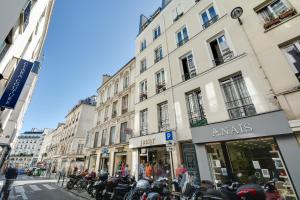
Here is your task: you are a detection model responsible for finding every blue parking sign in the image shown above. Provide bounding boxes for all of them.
[165,131,173,141]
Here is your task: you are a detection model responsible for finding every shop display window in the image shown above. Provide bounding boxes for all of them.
[206,138,297,199]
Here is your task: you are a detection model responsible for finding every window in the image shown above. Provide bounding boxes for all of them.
[123,73,129,89]
[153,26,161,40]
[21,1,32,32]
[140,80,148,101]
[156,69,166,94]
[186,89,207,127]
[107,86,111,100]
[176,26,189,47]
[282,40,300,81]
[158,102,169,132]
[77,144,84,154]
[93,132,99,148]
[140,109,148,135]
[140,58,147,73]
[104,106,109,121]
[101,129,107,146]
[120,122,128,143]
[220,73,256,119]
[257,0,295,29]
[109,126,116,145]
[209,34,234,66]
[122,95,129,114]
[154,46,163,63]
[201,6,218,29]
[114,81,119,95]
[141,39,147,52]
[172,4,183,22]
[112,101,117,118]
[181,53,196,81]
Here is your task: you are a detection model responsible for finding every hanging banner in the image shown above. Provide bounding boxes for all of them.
[0,59,33,109]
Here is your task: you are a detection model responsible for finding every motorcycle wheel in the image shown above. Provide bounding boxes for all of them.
[96,190,104,200]
[66,181,74,190]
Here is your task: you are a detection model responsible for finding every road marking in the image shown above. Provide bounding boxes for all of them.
[42,184,55,190]
[21,192,28,200]
[29,184,42,191]
[15,186,25,193]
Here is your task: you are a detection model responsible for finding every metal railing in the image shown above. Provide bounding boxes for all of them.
[140,127,148,136]
[212,51,234,66]
[226,97,256,119]
[140,93,148,102]
[182,70,197,81]
[154,56,163,63]
[111,111,117,118]
[156,82,166,94]
[202,15,219,29]
[122,108,128,114]
[159,121,169,132]
[177,37,189,47]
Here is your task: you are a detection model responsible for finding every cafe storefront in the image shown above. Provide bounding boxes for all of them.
[192,111,300,199]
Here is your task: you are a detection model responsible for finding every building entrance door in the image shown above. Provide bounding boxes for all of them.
[182,143,200,183]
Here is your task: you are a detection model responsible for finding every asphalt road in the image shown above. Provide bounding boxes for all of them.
[0,175,88,200]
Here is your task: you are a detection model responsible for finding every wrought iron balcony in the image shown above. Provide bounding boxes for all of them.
[140,93,148,102]
[154,56,163,63]
[122,107,128,114]
[156,82,166,94]
[202,15,219,29]
[212,50,234,66]
[182,70,197,81]
[177,37,189,47]
[225,97,256,119]
[112,110,117,118]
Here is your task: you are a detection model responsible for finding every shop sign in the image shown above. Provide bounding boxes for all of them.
[101,147,109,155]
[191,111,292,144]
[129,132,167,149]
[212,122,253,137]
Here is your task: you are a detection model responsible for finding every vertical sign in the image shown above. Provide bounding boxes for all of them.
[0,59,33,109]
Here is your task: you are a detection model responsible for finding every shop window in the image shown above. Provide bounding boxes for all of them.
[206,138,297,199]
[181,52,196,81]
[158,102,169,132]
[186,89,207,127]
[220,73,256,119]
[282,40,300,82]
[109,126,116,145]
[209,34,234,66]
[140,109,148,135]
[120,122,128,143]
[256,0,296,30]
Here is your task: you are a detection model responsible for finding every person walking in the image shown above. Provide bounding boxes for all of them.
[0,164,18,200]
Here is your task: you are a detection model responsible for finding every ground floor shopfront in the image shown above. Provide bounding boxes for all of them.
[56,156,85,175]
[192,111,300,200]
[129,132,200,181]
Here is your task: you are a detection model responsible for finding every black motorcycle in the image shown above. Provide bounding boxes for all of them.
[142,177,170,200]
[93,172,109,199]
[125,178,152,200]
[66,174,84,191]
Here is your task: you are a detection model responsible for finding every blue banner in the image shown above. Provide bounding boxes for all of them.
[0,59,33,109]
[31,61,41,74]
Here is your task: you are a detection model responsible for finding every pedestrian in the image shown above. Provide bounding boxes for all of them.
[139,161,145,179]
[176,163,188,178]
[145,162,153,178]
[0,163,18,199]
[124,164,129,176]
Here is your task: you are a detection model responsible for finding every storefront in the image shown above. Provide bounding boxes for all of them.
[192,111,300,199]
[88,154,97,171]
[99,147,110,173]
[129,132,174,181]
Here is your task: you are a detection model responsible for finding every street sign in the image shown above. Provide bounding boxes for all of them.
[165,131,173,141]
[166,140,175,147]
[166,146,175,152]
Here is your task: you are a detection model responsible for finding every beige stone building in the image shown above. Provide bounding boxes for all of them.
[85,58,135,175]
[128,0,300,198]
[47,97,96,174]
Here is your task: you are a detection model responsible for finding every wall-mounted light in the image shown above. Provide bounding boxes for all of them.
[231,7,244,25]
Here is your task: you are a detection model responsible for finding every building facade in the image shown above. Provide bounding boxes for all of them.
[85,58,136,175]
[128,0,300,199]
[10,129,49,168]
[0,0,55,168]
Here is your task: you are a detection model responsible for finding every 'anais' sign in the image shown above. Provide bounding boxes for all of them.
[212,122,253,137]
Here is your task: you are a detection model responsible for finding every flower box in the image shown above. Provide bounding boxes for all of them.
[279,8,297,20]
[264,18,281,29]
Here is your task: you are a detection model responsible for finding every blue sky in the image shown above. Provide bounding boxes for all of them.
[22,0,162,131]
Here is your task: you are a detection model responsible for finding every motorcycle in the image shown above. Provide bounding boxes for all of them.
[66,174,84,191]
[142,177,170,200]
[92,172,109,199]
[125,177,152,200]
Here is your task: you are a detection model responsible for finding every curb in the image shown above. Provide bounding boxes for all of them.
[59,186,91,200]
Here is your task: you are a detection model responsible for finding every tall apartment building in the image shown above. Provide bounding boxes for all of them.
[0,0,55,168]
[129,0,300,198]
[85,58,135,174]
[10,129,50,168]
[47,97,96,175]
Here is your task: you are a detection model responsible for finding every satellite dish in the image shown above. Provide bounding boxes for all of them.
[231,7,243,19]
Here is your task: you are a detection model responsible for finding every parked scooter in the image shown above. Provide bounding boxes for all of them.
[92,172,109,199]
[264,181,284,200]
[66,174,84,191]
[141,177,170,200]
[125,177,152,200]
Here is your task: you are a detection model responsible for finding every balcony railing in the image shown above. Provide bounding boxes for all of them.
[202,15,219,29]
[212,50,234,66]
[122,107,128,114]
[156,82,166,94]
[177,37,189,47]
[140,93,148,102]
[182,70,197,81]
[190,117,207,128]
[226,97,256,119]
[104,116,108,121]
[154,56,163,63]
[140,66,147,74]
[140,128,148,136]
[112,110,117,118]
[263,8,297,30]
[174,12,184,22]
[159,120,169,132]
